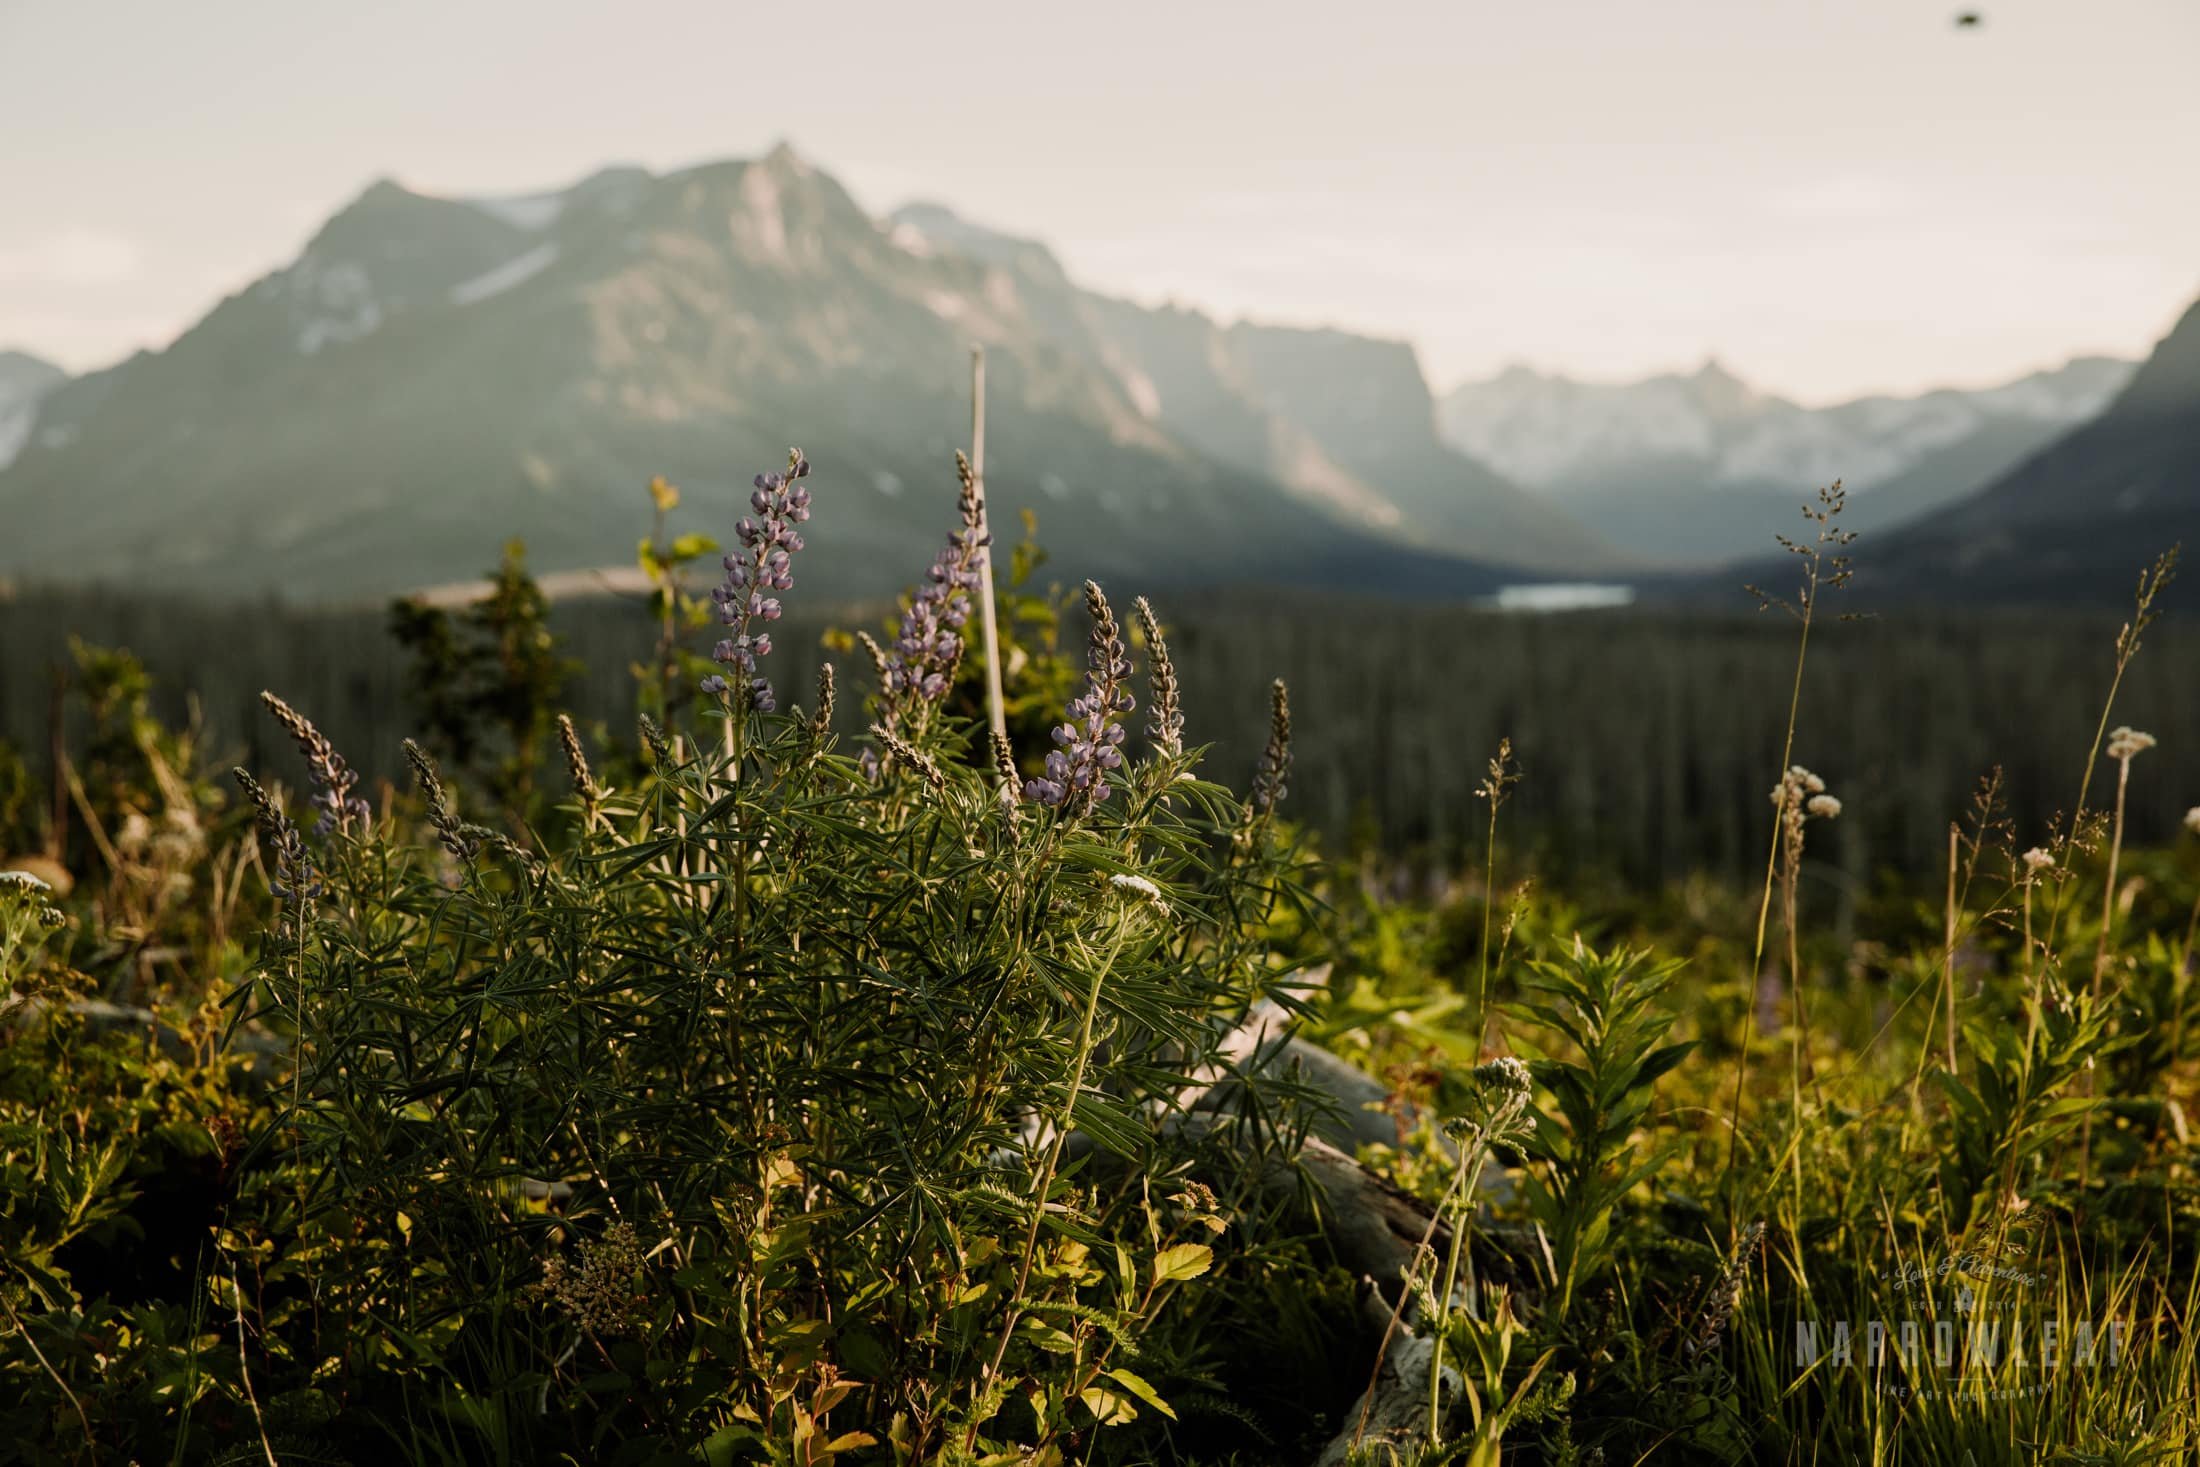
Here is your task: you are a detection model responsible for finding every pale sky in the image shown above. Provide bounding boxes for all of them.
[3,0,2196,404]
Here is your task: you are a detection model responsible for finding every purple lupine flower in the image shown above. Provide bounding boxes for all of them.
[1025,581,1134,812]
[705,449,812,711]
[259,691,370,836]
[881,453,990,721]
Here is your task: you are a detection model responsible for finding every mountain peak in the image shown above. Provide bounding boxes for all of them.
[1686,356,1760,416]
[884,201,1067,280]
[352,176,424,209]
[760,138,812,175]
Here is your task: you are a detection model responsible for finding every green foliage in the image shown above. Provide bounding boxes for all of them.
[160,552,1316,1461]
[1935,977,2121,1229]
[388,540,577,813]
[9,484,2200,1465]
[633,474,724,729]
[1509,943,1692,1324]
[0,738,42,856]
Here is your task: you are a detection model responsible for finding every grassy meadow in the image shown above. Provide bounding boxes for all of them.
[1,466,2196,1465]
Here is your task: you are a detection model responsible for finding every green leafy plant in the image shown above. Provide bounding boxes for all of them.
[1509,943,1692,1325]
[388,539,575,813]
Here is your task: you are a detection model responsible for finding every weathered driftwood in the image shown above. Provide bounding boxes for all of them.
[1315,1295,1456,1467]
[1176,973,1525,1463]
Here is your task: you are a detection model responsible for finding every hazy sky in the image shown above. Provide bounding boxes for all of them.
[4,0,2196,403]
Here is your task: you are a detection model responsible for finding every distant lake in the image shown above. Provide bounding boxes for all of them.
[1492,583,1636,612]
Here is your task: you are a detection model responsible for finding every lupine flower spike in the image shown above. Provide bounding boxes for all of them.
[809,663,836,740]
[233,768,319,920]
[855,632,891,688]
[259,692,370,835]
[990,730,1023,832]
[1251,679,1292,817]
[703,449,812,712]
[881,454,990,722]
[1025,582,1134,812]
[1133,596,1183,760]
[404,740,478,860]
[870,723,947,793]
[556,714,598,801]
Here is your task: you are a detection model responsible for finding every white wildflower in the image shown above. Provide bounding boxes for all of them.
[2022,847,2054,872]
[0,870,53,893]
[2185,807,2200,836]
[1108,872,1164,905]
[1774,765,1831,808]
[1806,794,1842,819]
[1473,1056,1534,1094]
[2106,726,2157,761]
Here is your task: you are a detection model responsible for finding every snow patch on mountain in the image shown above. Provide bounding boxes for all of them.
[1441,357,2135,495]
[467,191,567,232]
[291,259,384,354]
[451,243,560,305]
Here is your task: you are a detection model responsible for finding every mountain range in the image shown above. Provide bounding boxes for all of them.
[0,142,2192,609]
[0,146,1619,603]
[1438,356,2135,565]
[1837,294,2200,607]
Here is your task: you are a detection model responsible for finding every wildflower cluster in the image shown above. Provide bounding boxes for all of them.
[1473,1055,1534,1095]
[260,691,370,835]
[704,450,812,712]
[1025,581,1134,810]
[2106,724,2157,762]
[0,869,68,983]
[1108,871,1166,907]
[538,1221,653,1336]
[1771,764,1841,832]
[881,453,990,719]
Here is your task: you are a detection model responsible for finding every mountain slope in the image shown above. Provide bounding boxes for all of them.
[0,351,67,472]
[0,148,1592,602]
[886,205,1624,573]
[1438,356,2133,566]
[1849,294,2200,605]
